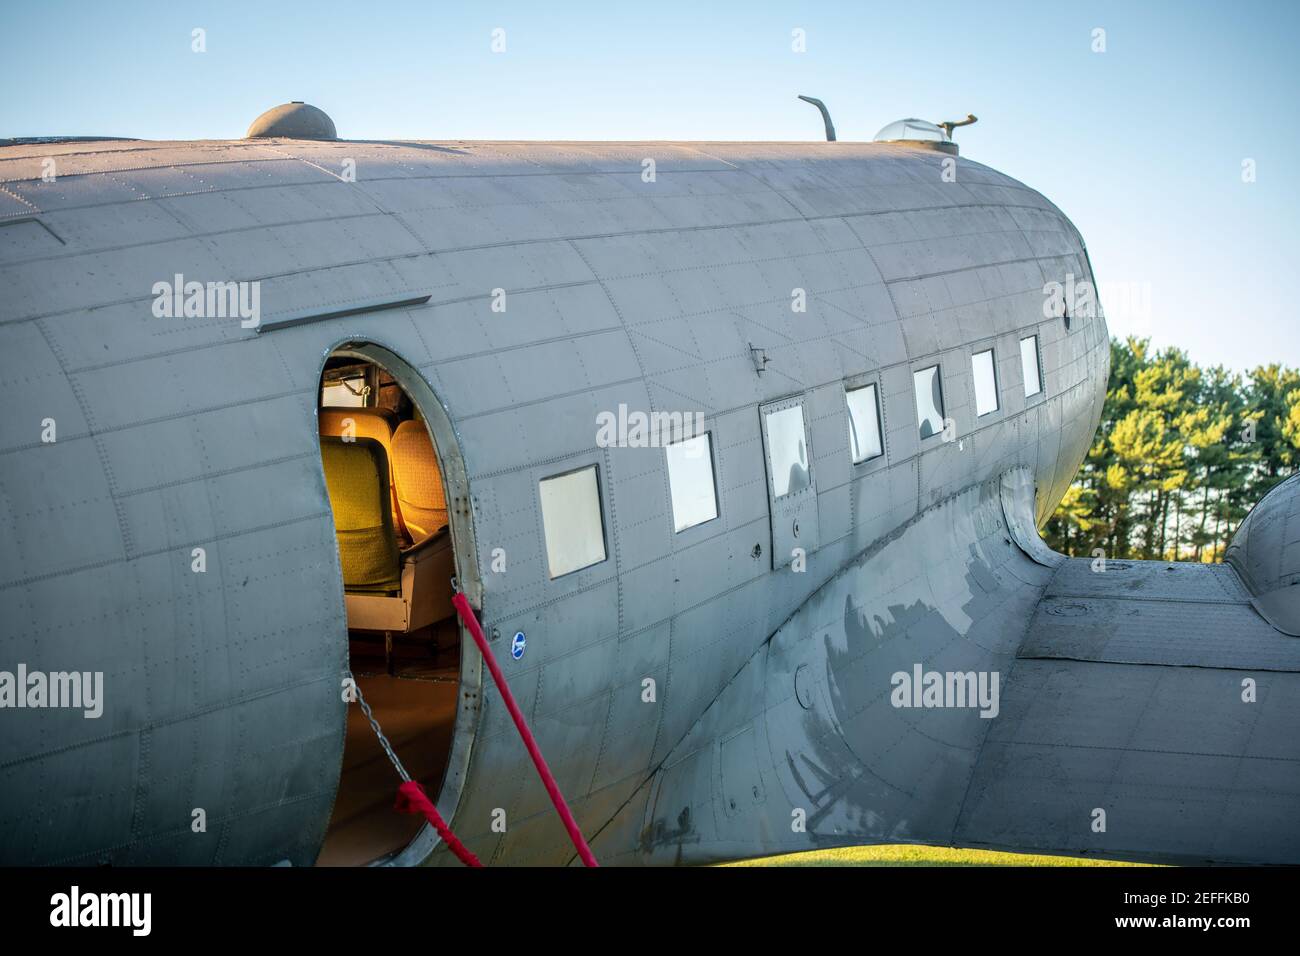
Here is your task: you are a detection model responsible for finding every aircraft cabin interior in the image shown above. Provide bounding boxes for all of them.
[314,353,461,867]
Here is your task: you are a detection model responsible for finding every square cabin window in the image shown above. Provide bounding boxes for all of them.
[539,465,607,578]
[665,434,718,532]
[764,405,811,498]
[845,384,883,463]
[972,349,999,416]
[913,365,946,440]
[1020,335,1042,397]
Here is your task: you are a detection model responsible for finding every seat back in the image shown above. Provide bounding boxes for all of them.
[391,420,448,543]
[319,407,406,536]
[320,436,402,593]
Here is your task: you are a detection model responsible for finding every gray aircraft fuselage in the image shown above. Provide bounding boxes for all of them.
[2,129,1298,867]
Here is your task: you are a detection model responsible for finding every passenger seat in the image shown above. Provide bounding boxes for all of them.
[391,420,449,542]
[319,407,407,539]
[319,437,402,594]
[320,432,456,673]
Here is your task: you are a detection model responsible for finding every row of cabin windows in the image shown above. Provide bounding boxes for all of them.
[914,334,1043,438]
[536,334,1044,579]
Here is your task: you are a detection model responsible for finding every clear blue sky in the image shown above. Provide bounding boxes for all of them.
[3,0,1297,373]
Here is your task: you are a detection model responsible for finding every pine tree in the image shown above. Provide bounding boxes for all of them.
[1246,364,1300,498]
[1046,339,1298,563]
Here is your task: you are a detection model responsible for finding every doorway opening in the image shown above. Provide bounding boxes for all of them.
[313,343,479,866]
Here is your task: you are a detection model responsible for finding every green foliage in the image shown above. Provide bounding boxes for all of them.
[1044,338,1299,561]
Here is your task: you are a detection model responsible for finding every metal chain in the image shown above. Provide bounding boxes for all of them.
[347,670,410,783]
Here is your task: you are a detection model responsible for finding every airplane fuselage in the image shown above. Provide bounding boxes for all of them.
[1,134,1110,865]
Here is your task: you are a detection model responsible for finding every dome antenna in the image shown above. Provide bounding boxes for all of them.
[797,95,837,142]
[246,102,337,140]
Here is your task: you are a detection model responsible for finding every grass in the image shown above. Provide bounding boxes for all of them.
[724,844,1152,867]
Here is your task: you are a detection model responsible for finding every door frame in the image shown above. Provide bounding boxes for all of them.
[325,341,484,866]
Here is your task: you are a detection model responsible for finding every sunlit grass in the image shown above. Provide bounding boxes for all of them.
[724,844,1153,867]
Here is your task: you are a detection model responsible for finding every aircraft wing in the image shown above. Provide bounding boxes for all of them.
[954,557,1300,865]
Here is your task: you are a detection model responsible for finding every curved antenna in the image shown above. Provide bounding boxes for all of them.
[797,95,836,142]
[938,114,978,140]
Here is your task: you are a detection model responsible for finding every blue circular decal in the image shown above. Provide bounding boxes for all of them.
[511,631,526,660]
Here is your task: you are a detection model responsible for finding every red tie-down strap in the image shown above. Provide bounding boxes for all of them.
[451,590,600,867]
[395,780,482,867]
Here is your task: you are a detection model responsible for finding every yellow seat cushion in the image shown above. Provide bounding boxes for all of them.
[320,436,401,594]
[319,407,406,537]
[391,420,449,543]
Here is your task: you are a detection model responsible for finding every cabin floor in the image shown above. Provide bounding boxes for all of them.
[316,622,460,867]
